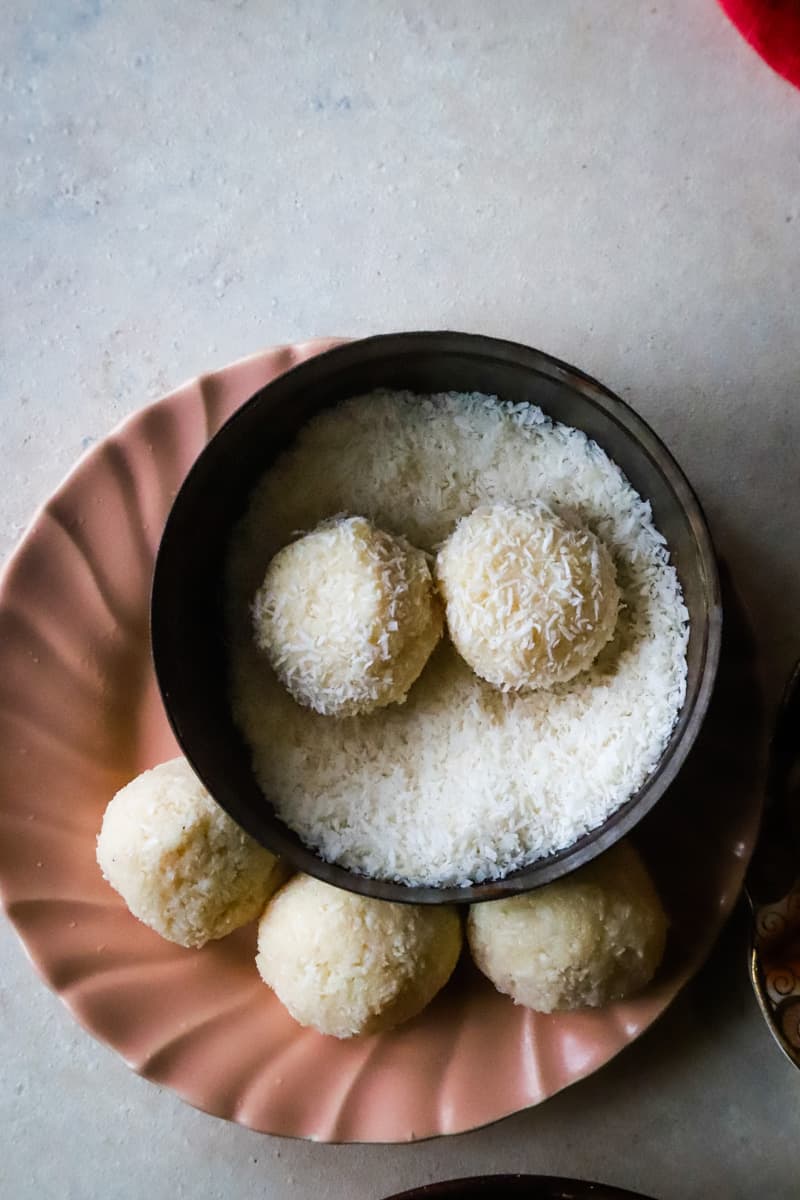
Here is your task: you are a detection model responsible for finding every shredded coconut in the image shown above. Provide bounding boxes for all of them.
[227,390,689,888]
[252,516,442,717]
[256,875,461,1037]
[435,502,620,691]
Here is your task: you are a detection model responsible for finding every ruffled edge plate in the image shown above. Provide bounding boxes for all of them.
[0,339,765,1142]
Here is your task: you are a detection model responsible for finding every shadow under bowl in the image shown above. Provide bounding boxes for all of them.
[151,331,721,904]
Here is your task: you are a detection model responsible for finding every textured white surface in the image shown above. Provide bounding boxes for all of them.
[1,1,799,1197]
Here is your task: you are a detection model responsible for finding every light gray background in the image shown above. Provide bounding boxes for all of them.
[2,2,799,1197]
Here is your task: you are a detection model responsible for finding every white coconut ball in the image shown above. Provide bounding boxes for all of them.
[435,503,620,691]
[467,842,667,1012]
[256,875,462,1038]
[253,515,443,717]
[97,758,281,949]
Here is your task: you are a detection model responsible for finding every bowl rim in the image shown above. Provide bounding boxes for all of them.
[381,1174,657,1200]
[151,330,722,904]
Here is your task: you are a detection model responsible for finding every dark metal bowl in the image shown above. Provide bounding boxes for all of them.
[151,331,721,904]
[382,1176,656,1200]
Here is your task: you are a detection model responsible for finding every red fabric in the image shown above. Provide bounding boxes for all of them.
[718,0,800,89]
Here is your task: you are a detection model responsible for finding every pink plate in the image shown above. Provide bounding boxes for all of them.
[0,340,765,1143]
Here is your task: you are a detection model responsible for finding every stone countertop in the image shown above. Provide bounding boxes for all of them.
[2,2,799,1197]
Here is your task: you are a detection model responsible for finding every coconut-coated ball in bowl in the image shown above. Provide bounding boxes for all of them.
[435,503,620,692]
[253,515,442,717]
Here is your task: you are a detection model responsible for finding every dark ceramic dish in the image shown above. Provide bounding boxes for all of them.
[382,1176,656,1200]
[151,331,721,904]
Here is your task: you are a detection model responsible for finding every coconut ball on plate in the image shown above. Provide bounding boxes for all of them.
[435,502,619,691]
[256,875,462,1038]
[97,757,281,949]
[253,515,443,717]
[467,841,667,1012]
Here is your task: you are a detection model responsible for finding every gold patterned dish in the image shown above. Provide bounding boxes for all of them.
[748,659,800,1067]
